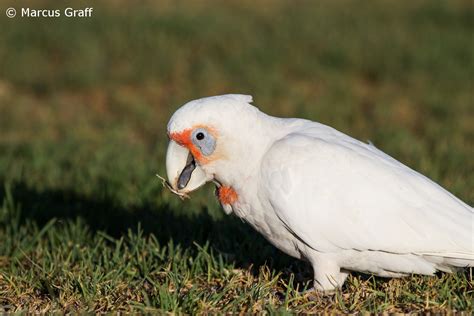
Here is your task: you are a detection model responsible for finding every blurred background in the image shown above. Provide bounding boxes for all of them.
[0,0,472,311]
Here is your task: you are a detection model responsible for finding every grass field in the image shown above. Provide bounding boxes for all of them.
[0,0,473,313]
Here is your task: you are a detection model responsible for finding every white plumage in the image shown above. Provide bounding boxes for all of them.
[165,94,473,291]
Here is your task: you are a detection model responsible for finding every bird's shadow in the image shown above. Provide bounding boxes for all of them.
[1,181,313,290]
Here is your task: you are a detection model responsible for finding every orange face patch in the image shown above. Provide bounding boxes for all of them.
[169,128,206,163]
[169,125,218,164]
[217,186,238,205]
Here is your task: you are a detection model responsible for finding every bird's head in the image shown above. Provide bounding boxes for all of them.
[165,94,269,195]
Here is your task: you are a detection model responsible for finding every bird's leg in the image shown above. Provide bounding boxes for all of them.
[307,255,349,293]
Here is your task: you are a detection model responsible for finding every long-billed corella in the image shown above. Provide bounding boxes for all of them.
[164,94,473,292]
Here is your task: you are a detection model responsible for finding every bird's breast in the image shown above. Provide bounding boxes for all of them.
[221,189,303,259]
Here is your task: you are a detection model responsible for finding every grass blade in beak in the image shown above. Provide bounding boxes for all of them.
[156,174,190,199]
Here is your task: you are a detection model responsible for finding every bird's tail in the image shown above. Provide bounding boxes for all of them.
[421,252,474,272]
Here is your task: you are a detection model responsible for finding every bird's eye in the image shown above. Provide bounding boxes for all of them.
[196,132,205,140]
[191,129,215,156]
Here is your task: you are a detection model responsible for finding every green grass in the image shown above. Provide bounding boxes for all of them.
[0,0,473,313]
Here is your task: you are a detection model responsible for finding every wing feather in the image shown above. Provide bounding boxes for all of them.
[260,123,473,258]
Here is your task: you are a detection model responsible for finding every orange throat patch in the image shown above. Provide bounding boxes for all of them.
[217,186,238,205]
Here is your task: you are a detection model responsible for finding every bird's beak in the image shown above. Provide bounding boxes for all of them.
[166,140,210,193]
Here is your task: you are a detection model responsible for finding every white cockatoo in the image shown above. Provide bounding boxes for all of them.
[165,94,473,291]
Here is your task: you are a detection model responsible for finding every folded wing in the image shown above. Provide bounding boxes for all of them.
[260,123,473,263]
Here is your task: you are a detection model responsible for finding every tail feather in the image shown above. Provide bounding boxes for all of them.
[422,253,474,271]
